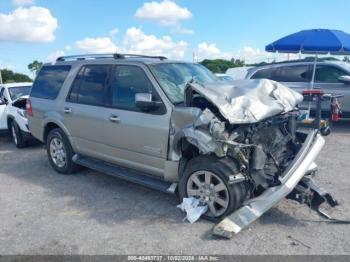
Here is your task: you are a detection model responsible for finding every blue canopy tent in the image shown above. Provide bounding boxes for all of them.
[265,29,350,88]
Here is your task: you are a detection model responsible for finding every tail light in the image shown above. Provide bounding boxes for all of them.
[26,99,33,117]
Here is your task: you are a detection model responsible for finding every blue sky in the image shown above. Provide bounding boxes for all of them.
[0,0,350,76]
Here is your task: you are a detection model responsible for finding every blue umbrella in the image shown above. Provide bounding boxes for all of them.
[266,29,350,55]
[266,29,350,88]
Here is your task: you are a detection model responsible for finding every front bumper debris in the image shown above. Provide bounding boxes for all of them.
[213,130,326,238]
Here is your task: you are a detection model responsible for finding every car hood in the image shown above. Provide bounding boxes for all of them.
[187,79,303,124]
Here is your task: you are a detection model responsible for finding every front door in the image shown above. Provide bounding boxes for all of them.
[102,64,170,177]
[312,65,350,114]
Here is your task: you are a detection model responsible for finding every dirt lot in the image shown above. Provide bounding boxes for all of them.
[0,122,350,255]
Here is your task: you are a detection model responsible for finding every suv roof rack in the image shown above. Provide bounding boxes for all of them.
[56,53,168,62]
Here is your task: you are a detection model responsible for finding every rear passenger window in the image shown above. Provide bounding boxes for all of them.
[67,65,111,106]
[251,68,276,80]
[274,65,311,82]
[252,65,311,82]
[31,65,71,99]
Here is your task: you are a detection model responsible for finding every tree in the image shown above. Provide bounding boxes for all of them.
[200,58,245,73]
[0,69,32,83]
[28,60,43,76]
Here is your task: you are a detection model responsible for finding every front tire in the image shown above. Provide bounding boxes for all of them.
[46,128,79,174]
[178,156,249,221]
[10,121,26,148]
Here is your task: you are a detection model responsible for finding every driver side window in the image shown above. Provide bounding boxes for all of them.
[111,65,155,110]
[315,65,346,83]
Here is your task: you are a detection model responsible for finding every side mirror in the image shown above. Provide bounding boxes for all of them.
[338,75,350,84]
[135,93,162,112]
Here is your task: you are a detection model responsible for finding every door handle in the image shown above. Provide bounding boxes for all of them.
[109,115,120,123]
[64,107,72,114]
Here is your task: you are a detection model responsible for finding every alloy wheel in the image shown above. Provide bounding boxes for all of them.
[49,137,67,168]
[186,170,229,217]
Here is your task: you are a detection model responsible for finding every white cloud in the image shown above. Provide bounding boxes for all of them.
[196,42,231,60]
[173,25,194,35]
[0,7,58,43]
[196,43,295,64]
[123,27,187,58]
[74,37,119,53]
[12,0,35,6]
[135,0,192,25]
[109,28,119,37]
[47,50,65,62]
[135,0,193,34]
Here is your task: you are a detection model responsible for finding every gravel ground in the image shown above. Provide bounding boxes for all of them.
[0,122,350,255]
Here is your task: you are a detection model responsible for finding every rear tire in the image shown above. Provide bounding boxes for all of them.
[178,155,249,221]
[46,128,79,174]
[10,121,26,148]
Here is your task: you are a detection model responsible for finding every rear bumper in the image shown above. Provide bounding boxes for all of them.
[213,130,325,236]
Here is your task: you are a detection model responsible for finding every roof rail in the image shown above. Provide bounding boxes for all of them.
[114,54,168,60]
[56,53,167,62]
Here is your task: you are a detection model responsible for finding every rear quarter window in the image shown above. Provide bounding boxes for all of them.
[251,68,276,80]
[30,65,71,100]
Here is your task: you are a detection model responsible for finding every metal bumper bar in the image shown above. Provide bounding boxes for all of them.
[213,130,325,238]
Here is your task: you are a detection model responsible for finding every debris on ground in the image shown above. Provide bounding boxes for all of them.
[288,235,311,249]
[177,197,208,224]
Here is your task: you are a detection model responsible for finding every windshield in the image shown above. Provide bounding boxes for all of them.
[150,63,218,104]
[8,86,31,101]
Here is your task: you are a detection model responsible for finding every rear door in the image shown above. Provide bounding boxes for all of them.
[251,65,312,109]
[62,64,113,158]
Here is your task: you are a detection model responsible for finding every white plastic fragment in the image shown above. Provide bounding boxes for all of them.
[177,197,208,224]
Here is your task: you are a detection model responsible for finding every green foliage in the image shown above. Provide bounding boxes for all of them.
[28,60,43,75]
[200,58,245,73]
[0,69,32,84]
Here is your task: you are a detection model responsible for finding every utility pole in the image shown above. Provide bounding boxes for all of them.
[0,69,3,85]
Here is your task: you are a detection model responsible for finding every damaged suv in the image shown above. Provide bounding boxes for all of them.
[28,54,333,232]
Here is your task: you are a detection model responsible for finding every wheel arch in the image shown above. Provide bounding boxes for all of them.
[42,120,76,151]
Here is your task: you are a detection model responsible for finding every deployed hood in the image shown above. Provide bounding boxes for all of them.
[186,79,303,124]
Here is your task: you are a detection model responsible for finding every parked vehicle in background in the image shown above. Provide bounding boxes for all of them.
[245,60,350,116]
[226,66,253,80]
[215,73,234,82]
[27,54,326,223]
[0,82,33,147]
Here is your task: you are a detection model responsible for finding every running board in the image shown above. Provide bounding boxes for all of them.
[72,154,177,194]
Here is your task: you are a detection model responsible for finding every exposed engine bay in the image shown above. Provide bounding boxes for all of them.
[170,79,339,236]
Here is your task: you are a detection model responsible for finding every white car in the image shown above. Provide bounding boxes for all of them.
[0,82,33,148]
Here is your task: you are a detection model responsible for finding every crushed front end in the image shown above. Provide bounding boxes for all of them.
[172,79,338,236]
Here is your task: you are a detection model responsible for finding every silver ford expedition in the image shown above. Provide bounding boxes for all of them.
[27,54,336,232]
